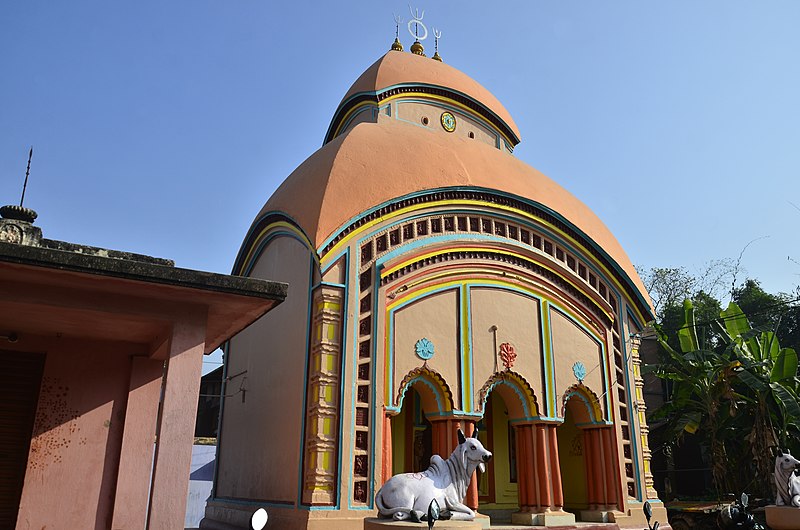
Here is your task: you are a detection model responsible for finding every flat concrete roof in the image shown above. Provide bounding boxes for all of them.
[0,240,288,355]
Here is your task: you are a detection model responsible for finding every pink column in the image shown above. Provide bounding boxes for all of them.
[111,357,164,530]
[602,426,621,509]
[146,316,206,529]
[535,424,551,509]
[382,411,392,485]
[464,420,479,511]
[583,428,598,509]
[547,425,564,510]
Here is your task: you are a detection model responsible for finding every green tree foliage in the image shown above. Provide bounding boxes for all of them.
[648,300,800,498]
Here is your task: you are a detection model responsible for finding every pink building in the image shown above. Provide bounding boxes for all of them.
[0,204,286,529]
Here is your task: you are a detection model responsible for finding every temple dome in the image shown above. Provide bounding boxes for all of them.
[253,53,650,311]
[329,51,520,144]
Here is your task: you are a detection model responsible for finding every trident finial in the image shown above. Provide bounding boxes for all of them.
[407,5,427,56]
[432,28,442,62]
[391,14,404,51]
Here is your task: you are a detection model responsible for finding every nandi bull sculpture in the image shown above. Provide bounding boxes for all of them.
[774,449,800,507]
[375,428,492,521]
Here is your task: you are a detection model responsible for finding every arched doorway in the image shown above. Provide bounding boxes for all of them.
[558,384,621,522]
[383,367,457,483]
[390,387,433,474]
[475,371,540,525]
[558,395,590,514]
[476,391,519,522]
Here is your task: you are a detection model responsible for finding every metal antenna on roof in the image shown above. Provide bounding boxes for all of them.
[20,147,33,207]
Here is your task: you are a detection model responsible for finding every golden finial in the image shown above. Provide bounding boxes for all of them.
[411,40,425,56]
[391,14,404,51]
[431,28,442,62]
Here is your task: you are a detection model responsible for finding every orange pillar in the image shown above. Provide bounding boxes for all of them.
[535,424,551,509]
[602,426,621,509]
[515,424,531,512]
[583,428,598,509]
[382,411,392,485]
[464,420,479,511]
[547,425,564,510]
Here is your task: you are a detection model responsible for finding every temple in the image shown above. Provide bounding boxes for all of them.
[203,44,667,529]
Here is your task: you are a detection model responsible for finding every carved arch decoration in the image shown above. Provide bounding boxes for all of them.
[476,370,540,420]
[561,382,604,424]
[393,365,455,415]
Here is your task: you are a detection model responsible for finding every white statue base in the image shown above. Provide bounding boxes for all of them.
[364,518,481,529]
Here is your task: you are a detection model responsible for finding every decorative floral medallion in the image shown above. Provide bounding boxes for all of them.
[440,111,457,132]
[415,338,435,360]
[499,342,517,370]
[572,361,587,383]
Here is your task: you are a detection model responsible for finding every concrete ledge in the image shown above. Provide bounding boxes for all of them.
[364,518,481,529]
[510,510,576,526]
[766,505,800,530]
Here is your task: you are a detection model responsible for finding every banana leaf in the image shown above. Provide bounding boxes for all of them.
[771,348,799,383]
[678,299,699,353]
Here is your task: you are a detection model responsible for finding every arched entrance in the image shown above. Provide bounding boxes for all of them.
[476,371,556,525]
[382,367,459,483]
[558,384,622,522]
[558,394,590,514]
[390,387,433,474]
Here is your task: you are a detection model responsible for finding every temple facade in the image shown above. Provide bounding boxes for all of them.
[204,45,666,529]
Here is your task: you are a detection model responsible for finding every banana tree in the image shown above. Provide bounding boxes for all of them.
[649,300,800,497]
[714,302,800,495]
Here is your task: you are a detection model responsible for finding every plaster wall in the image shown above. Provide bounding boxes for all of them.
[470,288,542,407]
[16,342,131,530]
[394,101,497,147]
[216,236,310,503]
[549,308,604,407]
[392,289,459,409]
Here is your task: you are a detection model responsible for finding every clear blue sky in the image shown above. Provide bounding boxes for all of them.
[3,2,799,361]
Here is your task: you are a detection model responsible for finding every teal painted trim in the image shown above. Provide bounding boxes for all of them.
[336,105,374,134]
[313,280,347,289]
[347,254,363,510]
[563,390,599,423]
[316,186,652,320]
[576,420,614,427]
[478,378,532,418]
[509,416,564,425]
[548,304,610,420]
[463,284,473,412]
[295,254,316,508]
[545,304,558,415]
[233,210,317,275]
[368,260,380,510]
[618,295,643,500]
[393,376,446,412]
[333,250,349,509]
[241,230,312,277]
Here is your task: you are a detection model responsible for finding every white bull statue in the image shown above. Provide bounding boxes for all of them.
[375,428,492,522]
